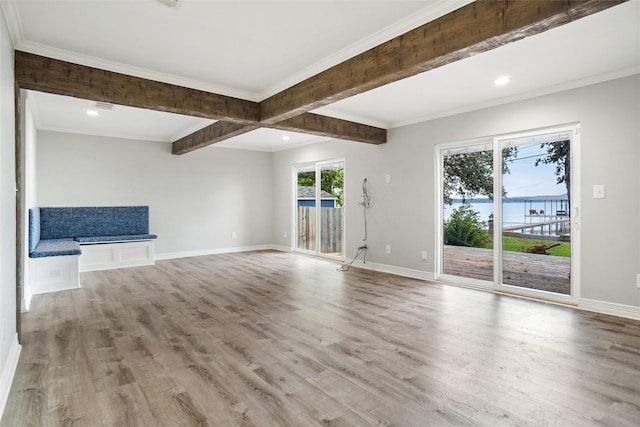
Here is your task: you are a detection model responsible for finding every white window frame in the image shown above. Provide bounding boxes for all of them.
[292,158,346,261]
[435,124,581,304]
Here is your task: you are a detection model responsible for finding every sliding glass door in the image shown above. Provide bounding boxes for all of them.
[499,133,573,295]
[294,160,345,259]
[441,142,494,283]
[438,126,579,302]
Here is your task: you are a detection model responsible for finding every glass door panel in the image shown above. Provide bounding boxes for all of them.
[500,135,572,295]
[319,163,344,257]
[294,161,345,258]
[442,144,494,282]
[295,165,316,252]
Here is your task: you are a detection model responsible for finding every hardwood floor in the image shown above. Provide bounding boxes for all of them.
[2,250,639,426]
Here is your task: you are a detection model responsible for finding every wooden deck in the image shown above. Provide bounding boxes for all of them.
[444,245,571,294]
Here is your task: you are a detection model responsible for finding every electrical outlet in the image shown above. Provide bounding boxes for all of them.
[385,245,391,254]
[636,274,640,289]
[593,184,605,199]
[421,250,428,260]
[283,231,287,238]
[231,231,237,239]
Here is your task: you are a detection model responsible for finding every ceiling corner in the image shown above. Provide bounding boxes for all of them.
[1,0,24,47]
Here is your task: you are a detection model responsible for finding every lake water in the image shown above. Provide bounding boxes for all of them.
[444,200,569,227]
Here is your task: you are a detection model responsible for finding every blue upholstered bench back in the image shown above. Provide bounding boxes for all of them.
[29,208,41,253]
[28,206,155,257]
[39,206,150,239]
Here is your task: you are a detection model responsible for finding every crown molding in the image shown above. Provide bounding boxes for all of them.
[5,0,472,106]
[312,109,390,130]
[391,65,640,129]
[0,0,23,47]
[14,40,260,102]
[256,0,473,101]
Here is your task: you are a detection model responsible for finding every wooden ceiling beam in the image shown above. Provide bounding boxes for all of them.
[14,51,387,152]
[14,1,623,155]
[267,113,386,145]
[172,122,259,155]
[14,51,260,124]
[172,113,386,155]
[259,0,624,124]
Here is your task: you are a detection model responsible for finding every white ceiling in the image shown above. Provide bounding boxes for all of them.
[3,0,640,152]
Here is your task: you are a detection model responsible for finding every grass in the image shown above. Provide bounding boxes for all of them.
[484,235,571,257]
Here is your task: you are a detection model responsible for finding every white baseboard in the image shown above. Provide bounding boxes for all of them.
[0,335,21,420]
[350,259,437,281]
[155,244,276,261]
[578,298,640,321]
[21,289,31,313]
[153,246,640,322]
[270,244,291,253]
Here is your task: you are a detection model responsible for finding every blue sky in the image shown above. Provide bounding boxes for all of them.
[503,144,566,198]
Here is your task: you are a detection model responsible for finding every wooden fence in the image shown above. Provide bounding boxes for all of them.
[297,206,343,254]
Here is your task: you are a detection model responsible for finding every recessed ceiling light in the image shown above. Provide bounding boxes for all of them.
[86,110,99,116]
[282,135,291,141]
[494,75,512,86]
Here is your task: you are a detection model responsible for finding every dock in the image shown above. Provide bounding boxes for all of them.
[503,218,571,240]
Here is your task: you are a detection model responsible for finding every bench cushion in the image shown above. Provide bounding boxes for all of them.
[30,239,82,258]
[75,234,158,243]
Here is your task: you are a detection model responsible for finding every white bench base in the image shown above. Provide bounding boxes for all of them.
[29,255,80,295]
[79,240,155,272]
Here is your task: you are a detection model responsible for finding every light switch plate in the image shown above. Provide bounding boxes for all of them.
[593,184,605,199]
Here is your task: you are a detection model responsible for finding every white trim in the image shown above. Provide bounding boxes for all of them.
[22,289,31,313]
[0,335,21,420]
[29,255,80,295]
[436,124,581,304]
[578,298,640,321]
[391,66,640,129]
[6,0,472,104]
[270,244,292,253]
[351,259,436,282]
[257,0,472,100]
[155,244,275,261]
[14,41,257,102]
[157,247,640,321]
[292,158,346,260]
[79,240,155,272]
[0,0,23,47]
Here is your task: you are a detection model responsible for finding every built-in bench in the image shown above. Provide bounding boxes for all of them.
[28,206,157,295]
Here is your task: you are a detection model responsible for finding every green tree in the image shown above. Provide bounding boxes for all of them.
[298,168,344,206]
[535,140,570,203]
[443,148,517,205]
[443,204,489,247]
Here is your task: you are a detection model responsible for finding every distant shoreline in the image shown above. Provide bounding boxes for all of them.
[452,195,568,204]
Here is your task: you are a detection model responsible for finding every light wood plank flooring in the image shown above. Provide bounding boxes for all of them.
[2,251,639,426]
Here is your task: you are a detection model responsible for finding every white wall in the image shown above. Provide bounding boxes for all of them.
[36,132,273,258]
[0,5,17,418]
[273,74,640,310]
